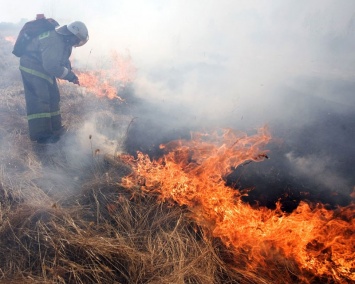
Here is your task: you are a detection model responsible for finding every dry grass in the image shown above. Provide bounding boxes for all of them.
[0,140,243,283]
[0,181,236,284]
[0,34,332,284]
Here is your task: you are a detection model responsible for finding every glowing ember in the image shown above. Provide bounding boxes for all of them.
[122,127,354,282]
[77,50,136,100]
[5,36,16,44]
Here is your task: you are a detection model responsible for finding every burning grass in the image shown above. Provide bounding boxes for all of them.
[122,128,355,283]
[0,33,353,283]
[0,91,235,283]
[0,40,238,283]
[0,181,235,284]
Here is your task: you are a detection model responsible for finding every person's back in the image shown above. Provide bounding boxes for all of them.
[21,29,73,80]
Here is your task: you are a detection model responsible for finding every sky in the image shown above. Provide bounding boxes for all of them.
[1,0,355,198]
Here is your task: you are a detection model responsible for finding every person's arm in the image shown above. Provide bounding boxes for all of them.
[40,33,69,78]
[40,32,78,84]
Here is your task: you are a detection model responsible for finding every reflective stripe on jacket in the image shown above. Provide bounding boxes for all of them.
[19,65,54,84]
[27,110,61,121]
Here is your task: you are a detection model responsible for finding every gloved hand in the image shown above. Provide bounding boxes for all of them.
[64,72,80,85]
[72,77,80,85]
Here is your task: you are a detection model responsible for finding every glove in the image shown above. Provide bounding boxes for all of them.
[72,77,80,85]
[64,72,80,85]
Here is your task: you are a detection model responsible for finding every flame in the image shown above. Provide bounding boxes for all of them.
[77,50,136,100]
[122,127,354,282]
[5,36,16,44]
[77,71,119,100]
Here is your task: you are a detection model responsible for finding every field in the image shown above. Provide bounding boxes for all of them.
[0,31,354,284]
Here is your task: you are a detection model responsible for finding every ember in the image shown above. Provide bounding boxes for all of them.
[4,36,15,44]
[122,127,355,282]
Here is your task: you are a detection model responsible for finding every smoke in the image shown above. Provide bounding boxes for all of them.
[1,0,355,204]
[285,152,349,191]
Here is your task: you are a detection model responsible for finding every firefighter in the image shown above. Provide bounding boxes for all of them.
[19,21,89,144]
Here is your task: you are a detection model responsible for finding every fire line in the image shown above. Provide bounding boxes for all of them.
[122,127,355,282]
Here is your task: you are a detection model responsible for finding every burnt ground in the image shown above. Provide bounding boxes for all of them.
[124,89,355,213]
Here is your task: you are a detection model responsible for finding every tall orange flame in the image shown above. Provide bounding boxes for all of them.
[77,71,119,100]
[122,127,354,282]
[77,50,136,100]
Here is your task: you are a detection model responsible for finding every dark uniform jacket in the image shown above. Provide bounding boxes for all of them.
[20,30,74,81]
[19,30,74,141]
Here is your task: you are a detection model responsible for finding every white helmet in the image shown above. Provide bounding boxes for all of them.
[56,21,89,47]
[67,21,89,47]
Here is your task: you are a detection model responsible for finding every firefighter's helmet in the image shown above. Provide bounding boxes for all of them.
[55,21,89,47]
